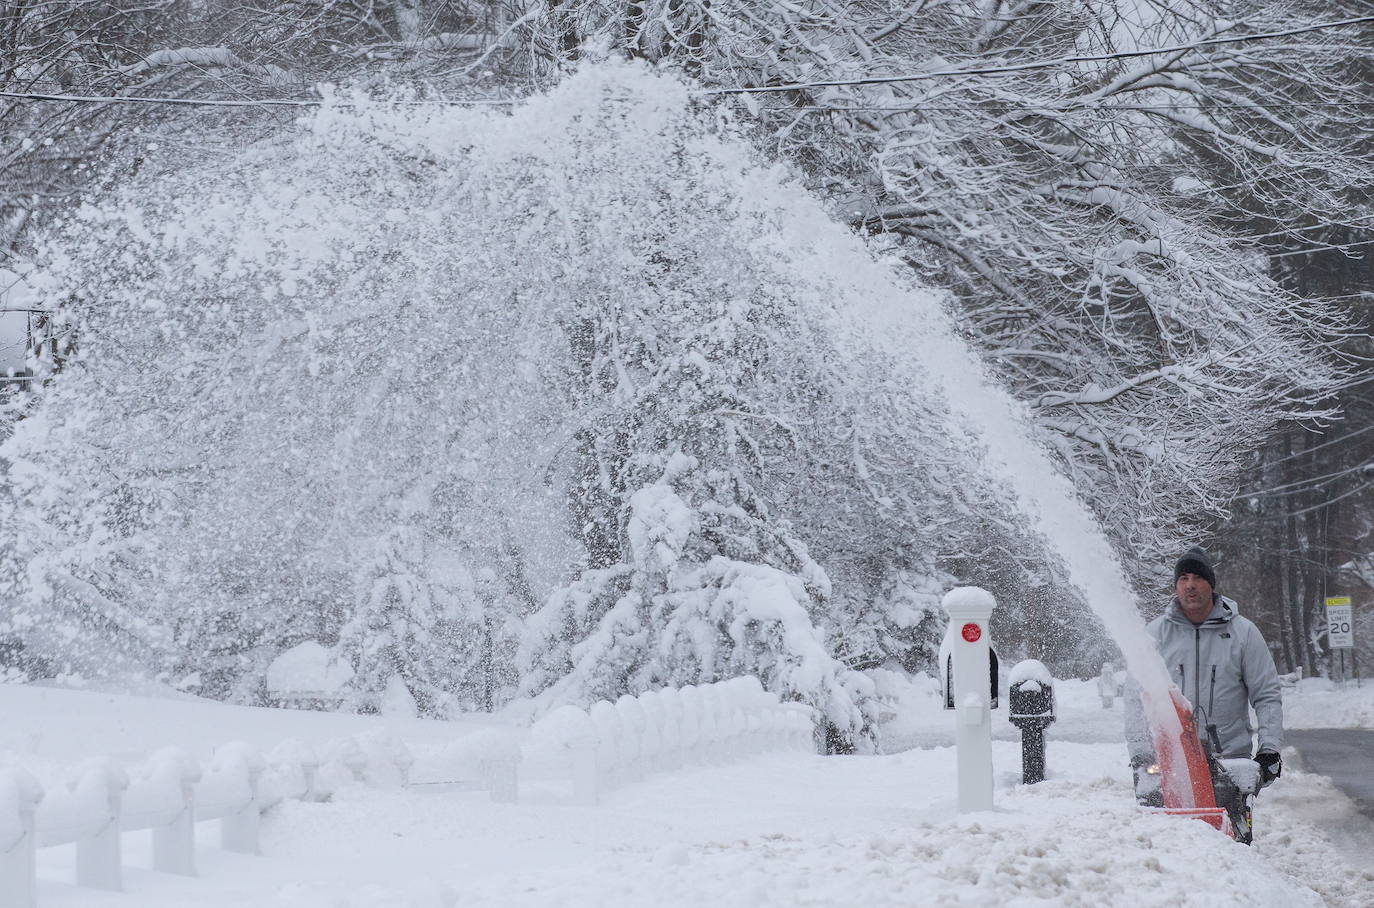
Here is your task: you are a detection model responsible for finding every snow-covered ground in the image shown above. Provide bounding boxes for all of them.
[2,675,1372,908]
[1284,677,1374,730]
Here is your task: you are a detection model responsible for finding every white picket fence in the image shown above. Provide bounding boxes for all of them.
[518,677,817,805]
[0,676,815,906]
[0,731,413,908]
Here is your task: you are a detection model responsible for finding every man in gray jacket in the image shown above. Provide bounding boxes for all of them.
[1124,546,1284,787]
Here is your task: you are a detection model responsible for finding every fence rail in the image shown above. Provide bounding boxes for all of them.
[0,675,814,906]
[519,677,817,805]
[0,730,407,908]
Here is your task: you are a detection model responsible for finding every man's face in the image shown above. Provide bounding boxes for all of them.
[1176,572,1214,619]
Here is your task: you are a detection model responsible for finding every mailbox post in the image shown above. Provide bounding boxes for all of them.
[941,586,996,812]
[1097,662,1116,709]
[1008,659,1056,785]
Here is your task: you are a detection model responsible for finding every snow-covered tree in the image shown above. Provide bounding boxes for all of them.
[0,1,513,250]
[502,65,1065,745]
[516,0,1369,587]
[2,59,1058,735]
[339,521,439,714]
[0,73,561,694]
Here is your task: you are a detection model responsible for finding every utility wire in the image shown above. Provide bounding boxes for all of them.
[10,87,1374,114]
[1245,459,1374,498]
[1245,422,1374,471]
[782,101,1374,113]
[698,15,1374,96]
[9,78,1374,114]
[1284,479,1372,517]
[1243,218,1374,243]
[0,89,318,108]
[0,88,517,108]
[1268,237,1374,259]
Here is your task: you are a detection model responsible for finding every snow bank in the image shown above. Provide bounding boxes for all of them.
[242,738,1353,908]
[1285,678,1374,729]
[5,678,1373,907]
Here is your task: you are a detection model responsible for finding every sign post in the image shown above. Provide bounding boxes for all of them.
[1325,596,1354,685]
[942,586,997,813]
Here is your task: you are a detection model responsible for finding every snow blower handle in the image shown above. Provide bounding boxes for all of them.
[1205,723,1224,758]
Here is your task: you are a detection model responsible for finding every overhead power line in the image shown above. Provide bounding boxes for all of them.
[1241,218,1374,243]
[0,88,517,109]
[785,101,1374,114]
[1284,479,1373,517]
[1268,237,1374,260]
[698,15,1374,96]
[1245,459,1374,498]
[0,89,319,108]
[1247,422,1374,471]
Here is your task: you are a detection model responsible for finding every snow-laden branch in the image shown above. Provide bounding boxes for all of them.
[1034,363,1209,409]
[118,48,298,87]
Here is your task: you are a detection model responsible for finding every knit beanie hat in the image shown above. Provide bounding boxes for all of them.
[1174,545,1217,590]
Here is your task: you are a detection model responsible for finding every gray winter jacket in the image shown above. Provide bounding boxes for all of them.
[1124,595,1283,761]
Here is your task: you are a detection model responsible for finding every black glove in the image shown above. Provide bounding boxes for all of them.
[1255,750,1282,785]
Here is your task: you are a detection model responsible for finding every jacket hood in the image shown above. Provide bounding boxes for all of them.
[1164,594,1237,627]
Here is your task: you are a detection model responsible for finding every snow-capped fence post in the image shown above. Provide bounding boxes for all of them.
[696,686,722,763]
[476,733,522,805]
[144,748,200,876]
[210,743,265,855]
[265,739,321,804]
[636,692,664,774]
[732,677,764,755]
[942,587,997,812]
[677,685,702,766]
[568,730,599,807]
[657,688,683,770]
[526,705,601,806]
[783,703,815,752]
[316,736,369,798]
[482,757,519,804]
[0,768,41,908]
[73,759,128,892]
[614,695,647,781]
[356,732,415,788]
[589,700,623,791]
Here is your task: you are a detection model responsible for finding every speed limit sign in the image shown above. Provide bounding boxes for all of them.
[1326,596,1354,649]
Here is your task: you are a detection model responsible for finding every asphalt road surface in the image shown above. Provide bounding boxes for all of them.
[1288,728,1374,822]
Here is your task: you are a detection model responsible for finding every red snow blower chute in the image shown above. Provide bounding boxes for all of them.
[1135,689,1260,844]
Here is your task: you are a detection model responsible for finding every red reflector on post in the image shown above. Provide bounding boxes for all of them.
[961,623,981,643]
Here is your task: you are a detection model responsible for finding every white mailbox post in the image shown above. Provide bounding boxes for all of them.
[943,586,996,812]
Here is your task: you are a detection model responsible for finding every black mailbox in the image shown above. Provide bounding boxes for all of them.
[1007,663,1056,784]
[1008,678,1055,730]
